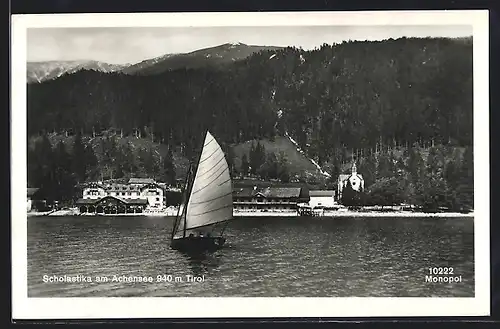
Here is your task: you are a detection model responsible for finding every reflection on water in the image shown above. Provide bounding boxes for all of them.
[27,216,474,297]
[181,251,223,277]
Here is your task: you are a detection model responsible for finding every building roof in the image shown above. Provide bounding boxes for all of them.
[260,187,302,198]
[105,184,141,192]
[126,198,149,205]
[338,173,363,182]
[75,196,148,205]
[128,178,156,185]
[232,186,303,199]
[82,182,106,189]
[82,181,162,193]
[233,187,255,198]
[338,174,351,182]
[75,198,101,205]
[27,188,39,197]
[139,183,163,190]
[309,190,335,197]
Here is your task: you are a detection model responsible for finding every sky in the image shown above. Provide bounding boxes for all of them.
[27,25,472,64]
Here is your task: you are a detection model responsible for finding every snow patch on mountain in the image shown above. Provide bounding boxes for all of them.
[284,131,331,178]
[27,60,128,83]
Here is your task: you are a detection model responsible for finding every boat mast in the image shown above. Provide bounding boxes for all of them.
[182,166,191,238]
[171,163,192,240]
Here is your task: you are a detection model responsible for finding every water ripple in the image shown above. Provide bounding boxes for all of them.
[27,216,474,297]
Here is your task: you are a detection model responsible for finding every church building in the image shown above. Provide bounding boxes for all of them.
[337,162,364,201]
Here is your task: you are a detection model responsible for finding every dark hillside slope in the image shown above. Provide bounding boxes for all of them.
[27,37,472,170]
[122,42,283,75]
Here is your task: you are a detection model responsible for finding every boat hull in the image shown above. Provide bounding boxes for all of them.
[170,236,226,252]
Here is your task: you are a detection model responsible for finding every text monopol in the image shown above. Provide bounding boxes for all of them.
[425,275,463,283]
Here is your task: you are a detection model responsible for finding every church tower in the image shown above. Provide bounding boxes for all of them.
[351,162,357,175]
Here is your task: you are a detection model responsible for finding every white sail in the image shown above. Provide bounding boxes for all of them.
[174,131,232,236]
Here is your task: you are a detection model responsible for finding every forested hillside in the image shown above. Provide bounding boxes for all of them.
[122,42,283,75]
[27,37,474,210]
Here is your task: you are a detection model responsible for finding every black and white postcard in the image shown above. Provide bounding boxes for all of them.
[11,10,490,319]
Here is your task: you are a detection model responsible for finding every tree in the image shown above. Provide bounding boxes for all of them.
[420,146,448,211]
[240,153,249,176]
[226,146,236,177]
[358,155,376,189]
[71,132,86,183]
[365,177,405,207]
[100,136,119,179]
[443,149,463,210]
[454,146,473,212]
[257,152,278,180]
[377,152,395,179]
[341,181,359,206]
[407,146,424,183]
[83,144,98,181]
[249,142,257,175]
[277,152,290,183]
[52,140,76,202]
[249,141,267,177]
[256,142,266,175]
[162,149,176,185]
[28,135,53,190]
[137,147,155,177]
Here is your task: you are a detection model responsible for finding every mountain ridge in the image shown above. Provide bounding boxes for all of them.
[26,60,129,84]
[26,42,284,83]
[120,42,283,75]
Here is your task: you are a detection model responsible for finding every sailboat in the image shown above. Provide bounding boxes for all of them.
[170,131,233,252]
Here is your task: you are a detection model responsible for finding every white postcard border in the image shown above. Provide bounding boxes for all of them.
[11,10,490,319]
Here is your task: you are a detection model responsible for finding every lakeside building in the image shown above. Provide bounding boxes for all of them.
[76,178,165,214]
[337,162,364,201]
[27,187,47,212]
[232,186,310,212]
[27,188,39,211]
[308,190,336,208]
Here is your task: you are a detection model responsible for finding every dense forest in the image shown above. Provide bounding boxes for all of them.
[27,132,177,203]
[340,144,473,212]
[27,37,474,210]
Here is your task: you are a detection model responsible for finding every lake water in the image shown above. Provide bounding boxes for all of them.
[27,216,474,297]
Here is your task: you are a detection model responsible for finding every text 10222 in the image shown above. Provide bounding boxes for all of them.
[428,267,454,275]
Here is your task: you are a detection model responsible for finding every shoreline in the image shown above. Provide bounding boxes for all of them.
[27,210,474,218]
[234,210,474,218]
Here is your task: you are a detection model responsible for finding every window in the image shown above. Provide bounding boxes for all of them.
[156,191,160,195]
[156,197,160,201]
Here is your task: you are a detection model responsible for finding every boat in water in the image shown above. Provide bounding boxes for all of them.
[170,131,233,252]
